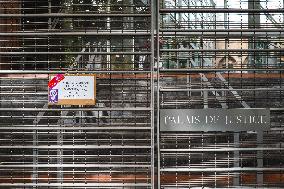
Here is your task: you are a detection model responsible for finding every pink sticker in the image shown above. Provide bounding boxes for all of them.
[48,74,65,89]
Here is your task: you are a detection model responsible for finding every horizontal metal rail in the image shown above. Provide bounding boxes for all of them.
[159,88,284,92]
[0,13,151,17]
[0,31,151,36]
[0,115,149,118]
[0,145,151,149]
[160,147,283,152]
[0,183,151,187]
[0,107,151,111]
[159,31,284,37]
[0,164,151,168]
[160,8,284,13]
[160,28,284,33]
[0,123,150,126]
[0,127,151,130]
[159,68,284,72]
[160,49,284,52]
[0,135,150,139]
[160,167,284,172]
[0,70,152,74]
[0,170,150,173]
[4,131,151,135]
[0,154,148,157]
[0,52,151,55]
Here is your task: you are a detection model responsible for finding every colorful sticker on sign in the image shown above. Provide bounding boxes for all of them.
[49,89,58,103]
[48,74,65,89]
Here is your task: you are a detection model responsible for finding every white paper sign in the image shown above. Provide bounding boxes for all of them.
[48,75,96,105]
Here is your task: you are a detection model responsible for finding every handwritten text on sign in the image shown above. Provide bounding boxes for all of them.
[160,109,270,132]
[48,75,96,105]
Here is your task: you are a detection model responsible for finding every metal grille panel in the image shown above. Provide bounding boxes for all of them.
[158,0,284,188]
[0,0,154,188]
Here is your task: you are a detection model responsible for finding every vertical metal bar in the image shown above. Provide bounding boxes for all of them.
[48,0,51,29]
[57,109,66,188]
[32,104,49,188]
[32,102,48,186]
[125,0,134,69]
[248,0,261,28]
[32,130,38,188]
[257,131,264,186]
[224,0,229,69]
[57,128,63,188]
[203,92,209,108]
[187,59,190,98]
[106,0,111,70]
[248,0,261,67]
[202,75,209,108]
[157,0,161,187]
[151,0,155,187]
[224,0,228,29]
[233,133,240,186]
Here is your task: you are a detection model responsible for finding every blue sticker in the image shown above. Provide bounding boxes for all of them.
[49,89,58,103]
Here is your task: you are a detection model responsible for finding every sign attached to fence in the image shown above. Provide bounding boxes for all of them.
[48,74,96,105]
[160,109,270,132]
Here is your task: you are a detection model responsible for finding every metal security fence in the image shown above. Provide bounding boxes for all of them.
[1,0,284,188]
[157,0,284,188]
[0,0,154,188]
